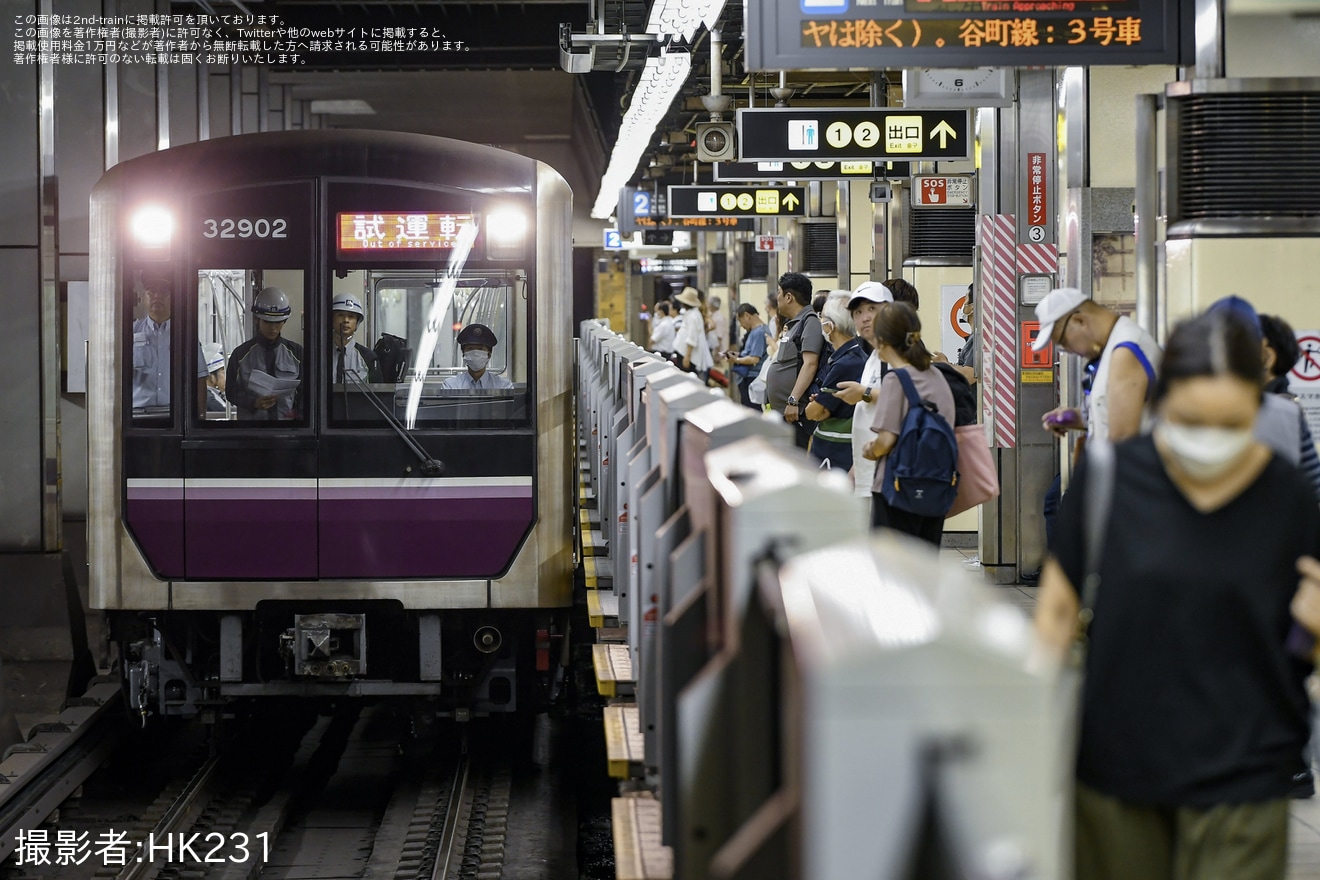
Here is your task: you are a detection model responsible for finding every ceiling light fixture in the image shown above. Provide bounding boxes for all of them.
[588,0,727,219]
[309,99,376,115]
[590,47,692,218]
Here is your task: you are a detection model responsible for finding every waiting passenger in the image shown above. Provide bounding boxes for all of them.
[1037,287,1160,444]
[330,293,380,383]
[672,287,712,376]
[648,301,676,357]
[766,272,824,449]
[226,287,303,421]
[883,277,920,311]
[1261,311,1303,397]
[1034,288,1161,567]
[201,343,228,414]
[441,323,513,390]
[1035,311,1320,880]
[934,284,978,385]
[1208,297,1320,503]
[727,303,767,409]
[132,273,174,410]
[861,301,954,545]
[833,282,893,500]
[805,291,868,472]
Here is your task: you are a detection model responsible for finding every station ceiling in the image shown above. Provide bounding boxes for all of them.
[195,0,893,215]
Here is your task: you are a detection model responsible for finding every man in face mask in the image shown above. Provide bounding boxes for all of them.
[442,323,514,390]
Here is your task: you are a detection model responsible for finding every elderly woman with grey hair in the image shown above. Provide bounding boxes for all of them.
[804,290,868,471]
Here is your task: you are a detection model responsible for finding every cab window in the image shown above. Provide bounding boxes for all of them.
[327,269,530,429]
[128,269,177,423]
[195,268,307,425]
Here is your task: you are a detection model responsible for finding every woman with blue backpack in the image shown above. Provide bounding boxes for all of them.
[860,302,960,546]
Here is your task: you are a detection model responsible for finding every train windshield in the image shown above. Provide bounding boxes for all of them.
[327,269,530,429]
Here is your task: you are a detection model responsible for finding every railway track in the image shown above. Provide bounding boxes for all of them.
[3,703,513,880]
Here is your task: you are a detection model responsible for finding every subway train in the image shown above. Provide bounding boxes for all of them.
[86,130,574,724]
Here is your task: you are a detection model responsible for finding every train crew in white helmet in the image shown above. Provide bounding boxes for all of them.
[330,293,380,383]
[201,342,228,414]
[442,323,513,390]
[226,287,304,420]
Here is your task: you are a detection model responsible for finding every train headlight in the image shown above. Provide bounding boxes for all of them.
[130,205,174,247]
[485,208,527,260]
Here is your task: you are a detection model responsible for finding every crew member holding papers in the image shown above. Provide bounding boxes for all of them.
[226,287,304,421]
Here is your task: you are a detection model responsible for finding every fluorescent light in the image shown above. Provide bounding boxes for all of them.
[648,0,725,41]
[590,49,692,218]
[588,0,726,220]
[309,99,376,115]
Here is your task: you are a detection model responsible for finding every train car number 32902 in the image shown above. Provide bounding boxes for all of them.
[201,218,288,239]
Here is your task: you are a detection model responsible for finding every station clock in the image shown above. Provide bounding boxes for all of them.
[901,68,1014,108]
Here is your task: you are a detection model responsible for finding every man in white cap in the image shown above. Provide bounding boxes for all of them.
[833,281,894,497]
[1034,287,1159,445]
[1028,288,1160,578]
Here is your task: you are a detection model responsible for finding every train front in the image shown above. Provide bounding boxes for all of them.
[87,131,573,723]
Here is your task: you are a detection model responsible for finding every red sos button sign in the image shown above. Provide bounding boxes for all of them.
[919,177,947,205]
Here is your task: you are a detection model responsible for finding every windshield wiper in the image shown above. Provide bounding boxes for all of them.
[342,370,444,476]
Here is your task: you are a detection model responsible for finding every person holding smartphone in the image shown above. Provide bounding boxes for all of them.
[805,291,868,471]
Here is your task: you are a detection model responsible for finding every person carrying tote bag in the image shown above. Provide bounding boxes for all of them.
[934,362,999,517]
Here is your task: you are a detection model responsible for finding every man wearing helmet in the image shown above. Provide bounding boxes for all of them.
[226,286,304,420]
[330,293,380,383]
[201,342,229,414]
[441,323,513,390]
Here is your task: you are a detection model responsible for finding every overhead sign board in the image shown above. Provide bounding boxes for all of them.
[737,108,971,162]
[746,0,1188,71]
[635,215,754,232]
[914,175,973,207]
[667,185,807,219]
[713,159,911,182]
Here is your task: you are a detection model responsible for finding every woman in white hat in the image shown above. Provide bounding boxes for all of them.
[672,287,713,376]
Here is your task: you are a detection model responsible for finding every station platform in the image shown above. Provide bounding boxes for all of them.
[576,458,1320,880]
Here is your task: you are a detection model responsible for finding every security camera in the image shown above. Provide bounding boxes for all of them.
[696,121,737,163]
[869,182,893,203]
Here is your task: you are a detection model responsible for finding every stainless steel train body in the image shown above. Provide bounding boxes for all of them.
[88,130,574,719]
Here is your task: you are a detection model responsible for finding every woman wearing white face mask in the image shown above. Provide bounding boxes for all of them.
[1035,312,1320,880]
[442,323,514,390]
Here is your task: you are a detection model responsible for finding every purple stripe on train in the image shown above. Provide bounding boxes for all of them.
[125,498,186,578]
[319,485,532,501]
[319,496,534,578]
[126,493,534,580]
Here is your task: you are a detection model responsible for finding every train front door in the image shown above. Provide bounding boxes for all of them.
[183,183,319,580]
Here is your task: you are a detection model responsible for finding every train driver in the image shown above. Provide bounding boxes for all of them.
[441,323,513,391]
[330,293,381,384]
[226,287,304,420]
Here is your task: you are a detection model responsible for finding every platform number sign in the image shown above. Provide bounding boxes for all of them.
[604,229,623,250]
[633,191,651,217]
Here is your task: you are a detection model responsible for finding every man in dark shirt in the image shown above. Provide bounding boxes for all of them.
[765,272,825,448]
[227,287,304,421]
